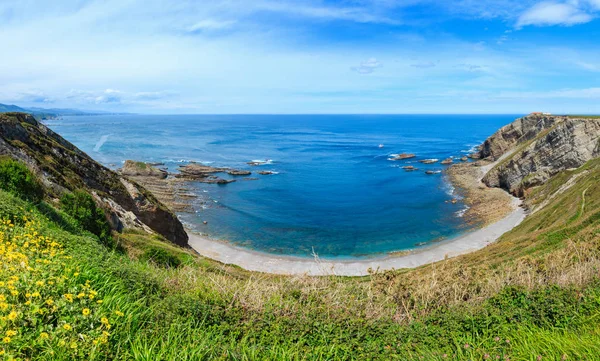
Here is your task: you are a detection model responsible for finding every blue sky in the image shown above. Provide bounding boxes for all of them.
[1,0,599,114]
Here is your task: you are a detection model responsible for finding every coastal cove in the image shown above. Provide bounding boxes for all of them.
[45,114,521,259]
[186,155,527,276]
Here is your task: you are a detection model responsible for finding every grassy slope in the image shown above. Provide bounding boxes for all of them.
[2,158,600,359]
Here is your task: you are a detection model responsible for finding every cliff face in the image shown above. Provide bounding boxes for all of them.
[479,114,600,196]
[0,112,188,246]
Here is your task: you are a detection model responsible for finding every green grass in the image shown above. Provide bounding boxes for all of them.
[567,115,600,119]
[2,158,600,359]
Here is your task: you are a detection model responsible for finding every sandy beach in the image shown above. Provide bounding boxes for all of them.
[188,157,527,276]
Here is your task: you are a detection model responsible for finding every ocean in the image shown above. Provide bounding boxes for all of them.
[45,114,518,259]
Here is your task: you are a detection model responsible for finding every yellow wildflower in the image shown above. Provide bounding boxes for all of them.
[115,310,124,317]
[5,331,16,337]
[62,323,72,331]
[77,293,85,299]
[45,299,54,305]
[2,337,10,344]
[7,311,17,321]
[82,308,91,316]
[63,293,74,303]
[40,332,49,339]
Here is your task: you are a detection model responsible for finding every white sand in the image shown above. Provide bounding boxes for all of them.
[188,159,526,276]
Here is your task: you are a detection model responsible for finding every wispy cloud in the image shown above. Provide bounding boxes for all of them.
[351,58,382,74]
[516,1,594,28]
[186,19,237,33]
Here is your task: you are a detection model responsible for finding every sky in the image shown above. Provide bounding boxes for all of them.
[0,0,600,114]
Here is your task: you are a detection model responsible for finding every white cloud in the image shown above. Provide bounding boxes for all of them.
[351,58,382,74]
[588,0,600,10]
[186,19,236,33]
[516,1,593,28]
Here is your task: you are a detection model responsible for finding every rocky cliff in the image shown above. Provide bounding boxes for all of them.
[478,114,600,196]
[0,112,188,246]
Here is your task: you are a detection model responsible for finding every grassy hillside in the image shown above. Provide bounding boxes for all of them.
[2,157,600,360]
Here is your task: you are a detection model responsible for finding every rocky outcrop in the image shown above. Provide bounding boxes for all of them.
[176,163,241,183]
[479,115,600,196]
[0,112,188,246]
[478,114,564,161]
[120,160,167,179]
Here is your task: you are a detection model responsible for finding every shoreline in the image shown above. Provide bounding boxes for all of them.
[188,160,526,276]
[187,200,525,276]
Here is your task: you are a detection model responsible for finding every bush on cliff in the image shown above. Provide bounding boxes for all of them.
[60,189,113,246]
[0,157,44,202]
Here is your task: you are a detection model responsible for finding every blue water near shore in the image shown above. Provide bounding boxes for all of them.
[45,114,519,258]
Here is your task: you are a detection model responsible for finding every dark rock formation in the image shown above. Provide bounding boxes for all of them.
[0,112,188,246]
[227,169,252,176]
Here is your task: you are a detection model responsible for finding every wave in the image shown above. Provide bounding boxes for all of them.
[455,205,469,218]
[460,143,481,154]
[164,159,214,164]
[249,159,274,166]
[93,134,111,152]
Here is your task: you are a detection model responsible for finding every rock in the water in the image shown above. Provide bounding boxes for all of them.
[178,163,227,178]
[460,156,468,162]
[258,171,276,175]
[120,160,168,179]
[441,158,453,165]
[402,166,418,171]
[227,169,252,176]
[425,170,441,175]
[389,153,416,160]
[419,159,438,164]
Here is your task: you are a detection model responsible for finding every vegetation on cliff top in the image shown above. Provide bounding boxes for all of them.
[1,136,600,359]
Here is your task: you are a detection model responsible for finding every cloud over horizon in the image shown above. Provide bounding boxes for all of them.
[0,0,599,114]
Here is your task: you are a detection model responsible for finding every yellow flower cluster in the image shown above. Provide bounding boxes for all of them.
[0,218,124,358]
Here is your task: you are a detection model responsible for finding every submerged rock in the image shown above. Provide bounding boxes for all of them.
[258,171,276,175]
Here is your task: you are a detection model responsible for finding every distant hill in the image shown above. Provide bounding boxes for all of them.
[0,103,27,113]
[0,103,131,119]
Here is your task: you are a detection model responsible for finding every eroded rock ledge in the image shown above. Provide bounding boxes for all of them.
[477,114,600,196]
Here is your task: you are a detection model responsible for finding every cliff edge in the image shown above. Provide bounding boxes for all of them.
[478,114,600,196]
[0,112,188,246]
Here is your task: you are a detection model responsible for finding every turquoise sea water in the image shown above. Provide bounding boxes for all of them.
[45,114,518,259]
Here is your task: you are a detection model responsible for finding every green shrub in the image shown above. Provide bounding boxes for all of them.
[141,247,182,269]
[60,189,113,246]
[0,157,44,202]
